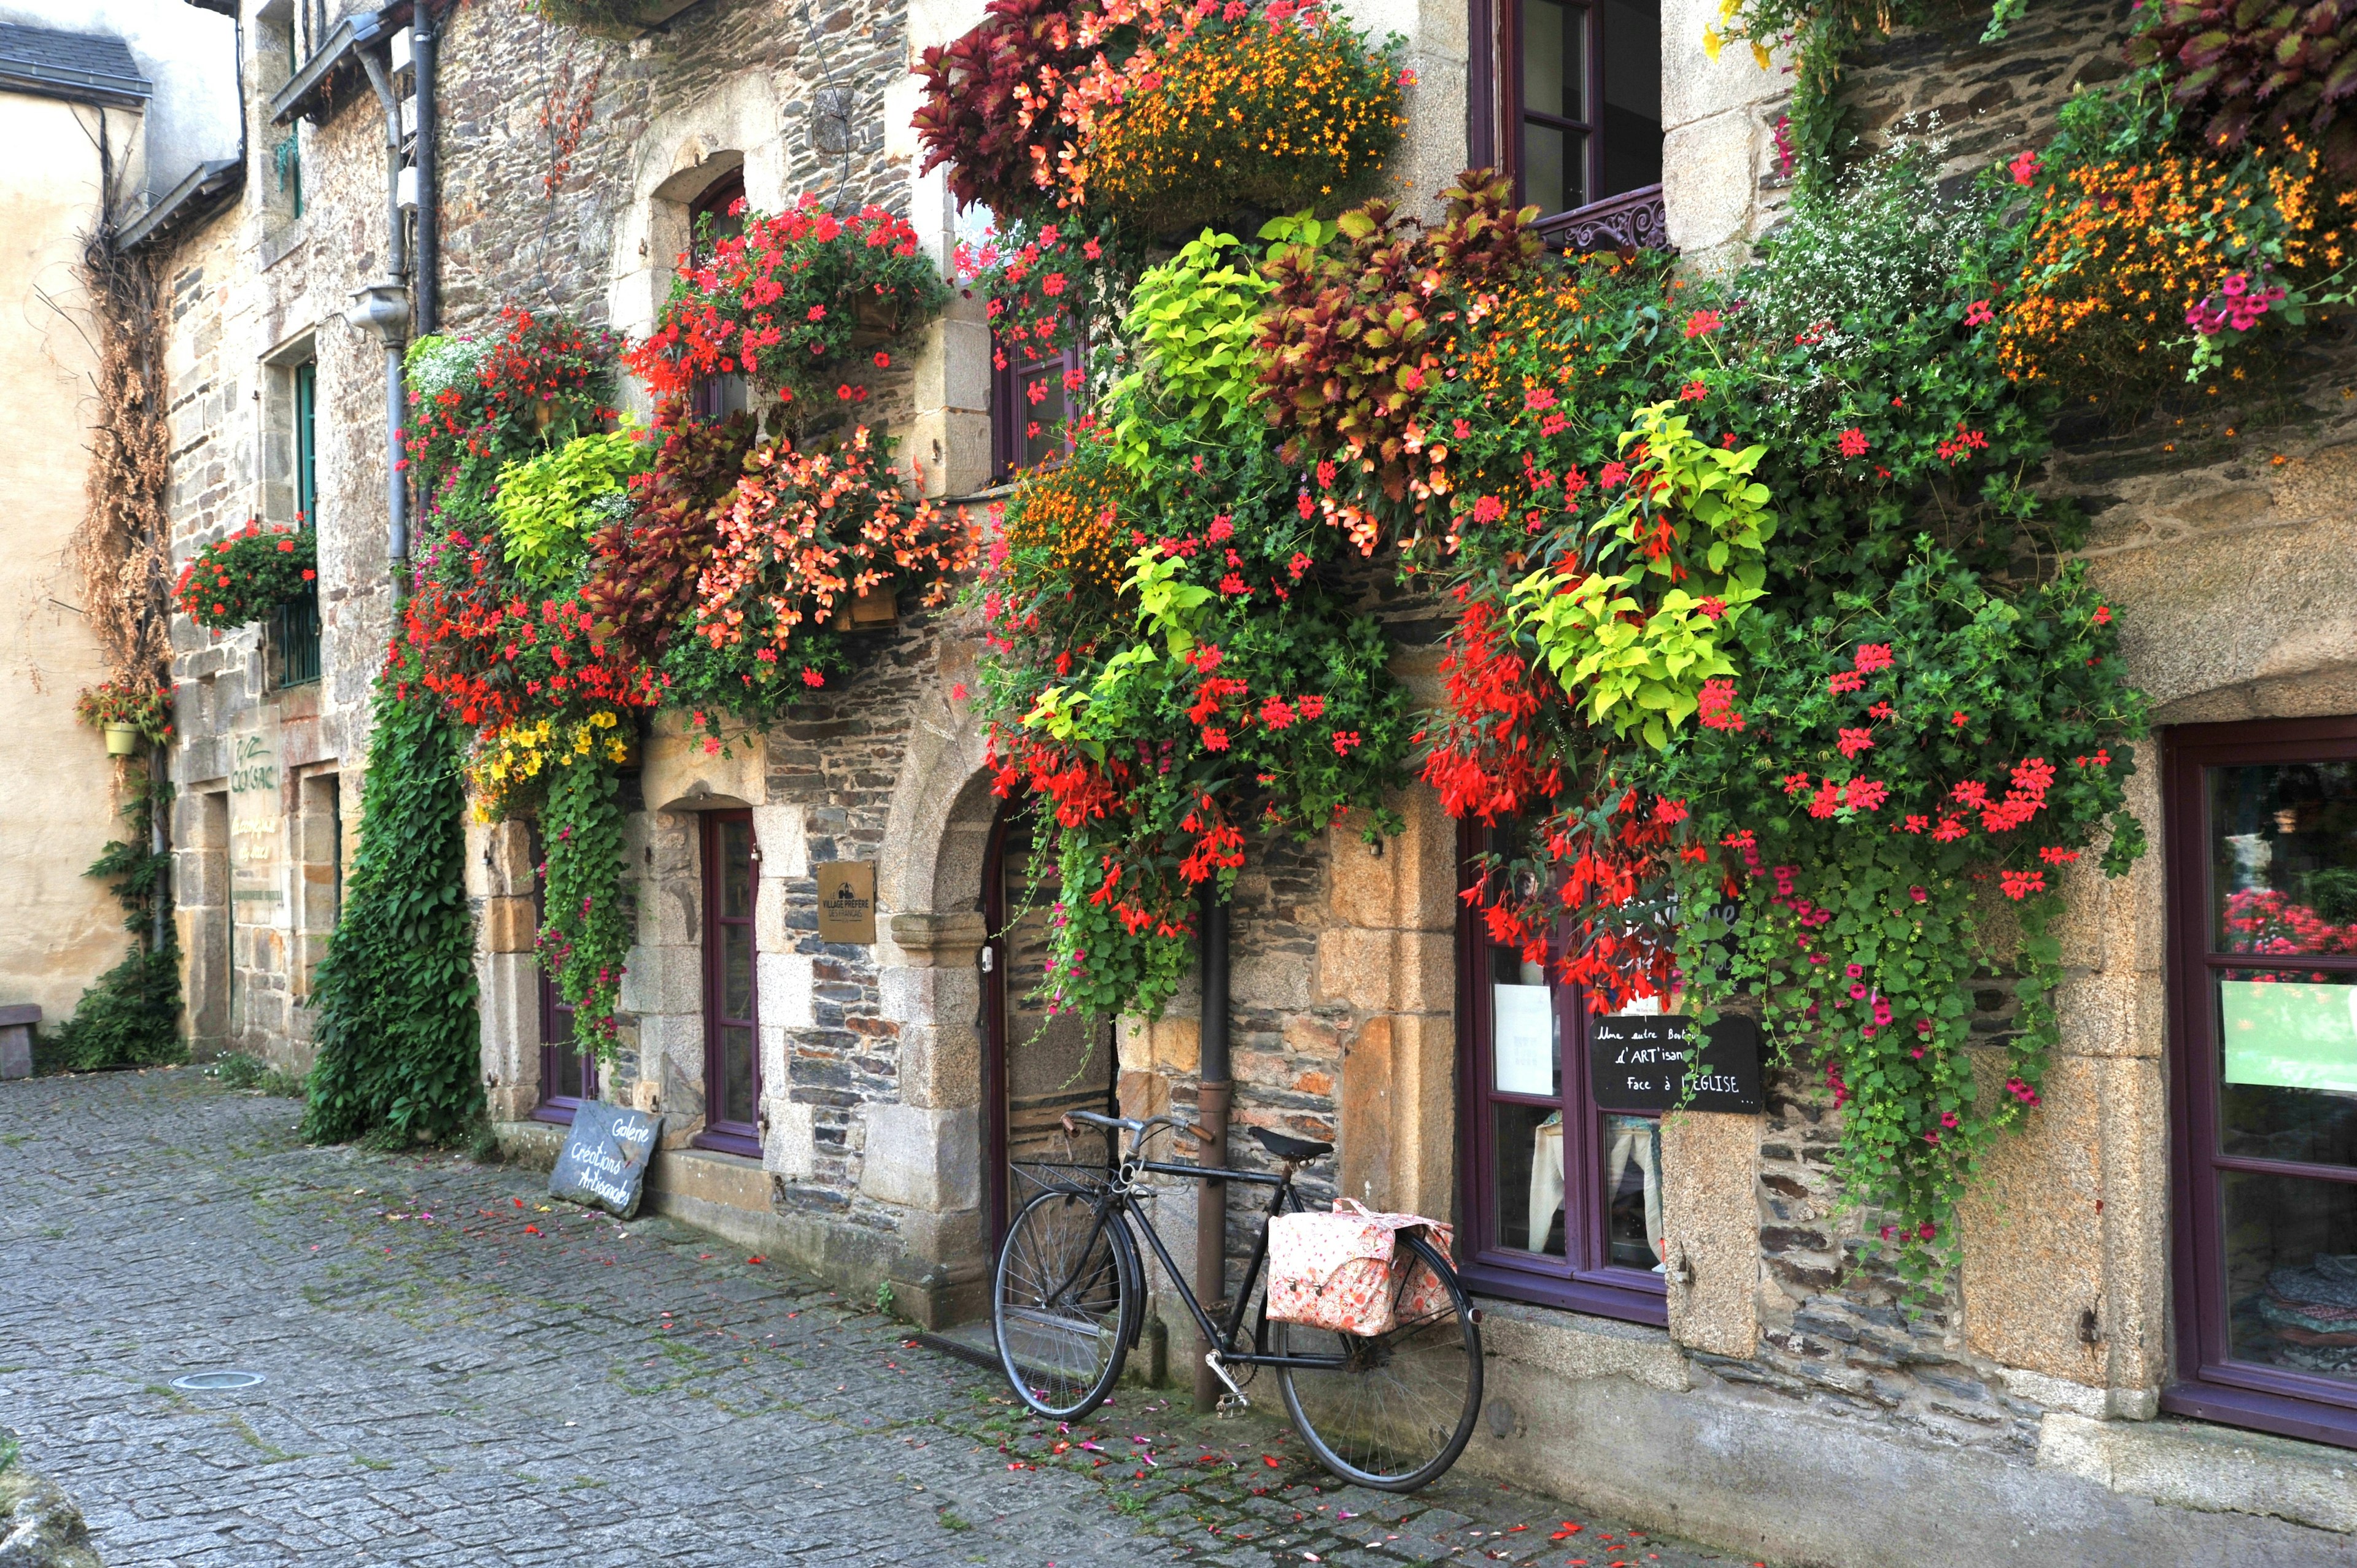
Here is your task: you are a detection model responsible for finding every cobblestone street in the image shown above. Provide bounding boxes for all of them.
[0,1069,1778,1568]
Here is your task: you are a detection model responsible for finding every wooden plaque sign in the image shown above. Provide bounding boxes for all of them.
[815,860,877,944]
[1589,1013,1763,1114]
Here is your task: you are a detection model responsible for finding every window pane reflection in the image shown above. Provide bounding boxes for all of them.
[1522,0,1583,121]
[1603,1113,1664,1268]
[2210,761,2357,954]
[1597,0,1662,198]
[2217,968,2357,1168]
[721,1024,757,1126]
[1520,122,1586,217]
[2223,1170,2357,1386]
[1494,1103,1565,1256]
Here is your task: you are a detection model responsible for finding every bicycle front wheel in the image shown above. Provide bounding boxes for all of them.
[1271,1230,1482,1491]
[992,1188,1137,1421]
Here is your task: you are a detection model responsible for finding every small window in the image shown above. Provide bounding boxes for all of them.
[993,336,1085,482]
[1504,0,1663,245]
[1457,820,1670,1322]
[275,359,320,688]
[696,810,761,1156]
[2166,720,2357,1449]
[688,171,751,423]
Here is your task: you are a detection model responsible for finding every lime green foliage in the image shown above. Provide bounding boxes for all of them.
[1108,231,1272,478]
[495,428,651,592]
[306,660,481,1145]
[1511,404,1774,744]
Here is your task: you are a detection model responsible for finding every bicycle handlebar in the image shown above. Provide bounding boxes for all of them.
[1061,1110,1206,1154]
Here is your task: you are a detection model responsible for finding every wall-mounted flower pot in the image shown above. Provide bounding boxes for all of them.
[103,722,142,757]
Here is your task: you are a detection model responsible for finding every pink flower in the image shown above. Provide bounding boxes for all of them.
[1854,643,1893,674]
[1698,595,1727,620]
[2007,149,2042,186]
[1837,428,1868,459]
[1964,299,1995,328]
[1683,308,1722,339]
[806,304,828,321]
[802,667,826,687]
[1681,380,1708,401]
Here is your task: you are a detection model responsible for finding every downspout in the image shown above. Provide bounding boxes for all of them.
[411,7,437,336]
[353,47,409,590]
[1192,892,1233,1413]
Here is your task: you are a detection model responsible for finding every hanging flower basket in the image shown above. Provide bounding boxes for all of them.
[75,680,172,752]
[174,523,317,631]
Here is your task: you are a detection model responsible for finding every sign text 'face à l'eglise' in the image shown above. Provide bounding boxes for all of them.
[1589,1013,1763,1114]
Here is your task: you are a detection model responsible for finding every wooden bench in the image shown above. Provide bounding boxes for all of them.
[0,1003,39,1080]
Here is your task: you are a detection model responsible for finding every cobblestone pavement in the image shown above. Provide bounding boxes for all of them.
[0,1069,1775,1568]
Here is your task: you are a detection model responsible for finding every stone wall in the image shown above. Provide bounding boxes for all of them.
[163,5,401,1072]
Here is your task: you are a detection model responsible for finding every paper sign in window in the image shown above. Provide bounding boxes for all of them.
[2220,979,2357,1093]
[1493,983,1556,1096]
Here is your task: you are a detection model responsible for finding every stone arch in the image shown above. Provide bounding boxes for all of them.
[605,76,791,355]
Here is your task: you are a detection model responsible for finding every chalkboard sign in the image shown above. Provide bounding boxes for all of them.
[1589,1014,1763,1113]
[549,1101,661,1219]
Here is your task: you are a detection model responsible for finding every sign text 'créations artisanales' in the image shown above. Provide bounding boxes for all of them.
[549,1101,660,1218]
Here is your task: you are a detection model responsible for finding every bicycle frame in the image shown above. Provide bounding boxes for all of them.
[1079,1135,1349,1373]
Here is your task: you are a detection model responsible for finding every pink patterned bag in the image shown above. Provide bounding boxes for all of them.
[1266,1199,1457,1337]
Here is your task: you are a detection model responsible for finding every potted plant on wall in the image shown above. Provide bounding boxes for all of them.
[75,680,173,756]
[174,521,318,631]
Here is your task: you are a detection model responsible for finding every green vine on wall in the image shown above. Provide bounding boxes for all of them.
[307,653,483,1145]
[45,776,182,1072]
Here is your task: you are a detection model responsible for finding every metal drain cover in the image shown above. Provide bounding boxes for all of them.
[170,1370,265,1391]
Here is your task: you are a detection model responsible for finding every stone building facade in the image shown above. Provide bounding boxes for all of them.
[149,0,2357,1564]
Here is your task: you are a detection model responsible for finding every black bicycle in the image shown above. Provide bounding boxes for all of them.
[989,1108,1483,1491]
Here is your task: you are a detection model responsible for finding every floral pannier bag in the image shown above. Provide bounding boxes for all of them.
[1266,1199,1456,1337]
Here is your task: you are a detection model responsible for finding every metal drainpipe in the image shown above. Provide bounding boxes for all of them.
[355,47,409,587]
[411,10,438,336]
[1192,892,1232,1413]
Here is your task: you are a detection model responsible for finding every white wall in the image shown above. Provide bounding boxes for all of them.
[0,0,240,204]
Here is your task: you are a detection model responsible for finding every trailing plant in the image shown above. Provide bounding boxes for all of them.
[308,652,482,1145]
[1255,173,1542,503]
[45,774,180,1073]
[174,522,316,630]
[972,224,1412,1018]
[957,216,1129,384]
[1077,7,1407,238]
[494,425,652,593]
[627,196,949,411]
[914,0,1109,221]
[403,311,621,553]
[671,425,973,741]
[535,726,633,1054]
[1997,130,2357,401]
[2128,0,2357,177]
[74,679,172,743]
[578,400,757,665]
[1105,230,1272,476]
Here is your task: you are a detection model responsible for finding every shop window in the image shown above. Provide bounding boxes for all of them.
[993,337,1085,483]
[688,169,751,423]
[1456,821,1669,1323]
[1482,0,1665,252]
[2166,719,2357,1448]
[274,358,321,688]
[696,810,761,1156]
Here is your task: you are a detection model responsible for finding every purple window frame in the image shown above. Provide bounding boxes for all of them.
[688,169,749,424]
[531,827,597,1124]
[2164,716,2357,1450]
[694,809,763,1157]
[1454,819,1668,1323]
[991,334,1085,483]
[1468,0,1668,255]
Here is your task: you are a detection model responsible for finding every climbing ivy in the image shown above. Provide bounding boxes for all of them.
[46,774,181,1072]
[306,654,482,1145]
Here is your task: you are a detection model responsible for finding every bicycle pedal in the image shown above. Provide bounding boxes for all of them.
[1215,1392,1250,1414]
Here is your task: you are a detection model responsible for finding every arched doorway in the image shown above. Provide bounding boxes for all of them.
[981,800,1119,1249]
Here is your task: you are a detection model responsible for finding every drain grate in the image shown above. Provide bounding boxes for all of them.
[169,1370,265,1391]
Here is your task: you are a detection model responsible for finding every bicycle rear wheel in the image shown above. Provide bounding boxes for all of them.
[1270,1230,1482,1491]
[992,1188,1137,1420]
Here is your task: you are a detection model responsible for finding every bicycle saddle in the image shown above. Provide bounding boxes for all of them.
[1251,1126,1333,1162]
